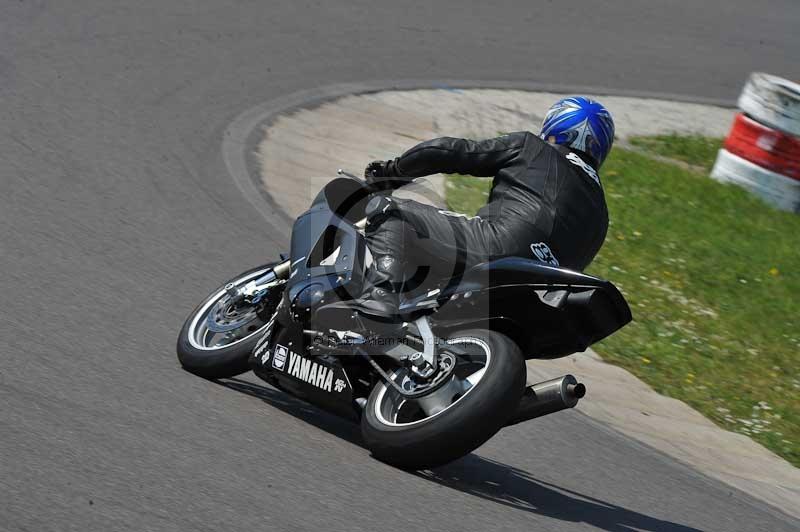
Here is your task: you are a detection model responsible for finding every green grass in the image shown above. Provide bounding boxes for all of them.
[446,173,492,215]
[445,137,800,467]
[629,133,724,172]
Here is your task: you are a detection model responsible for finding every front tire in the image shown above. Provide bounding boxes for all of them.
[361,329,525,469]
[177,264,280,379]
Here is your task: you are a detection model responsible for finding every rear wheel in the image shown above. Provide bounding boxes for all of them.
[176,264,283,378]
[361,329,525,469]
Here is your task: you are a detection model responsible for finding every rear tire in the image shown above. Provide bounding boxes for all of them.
[177,264,279,379]
[361,329,525,469]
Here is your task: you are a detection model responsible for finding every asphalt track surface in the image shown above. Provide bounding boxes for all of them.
[2,2,799,531]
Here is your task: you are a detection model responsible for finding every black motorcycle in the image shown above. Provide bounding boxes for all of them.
[177,172,631,469]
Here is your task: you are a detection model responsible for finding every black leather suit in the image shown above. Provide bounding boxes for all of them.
[366,131,609,286]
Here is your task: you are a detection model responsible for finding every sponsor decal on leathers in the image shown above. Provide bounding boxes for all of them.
[565,152,601,187]
[437,209,481,221]
[530,242,560,266]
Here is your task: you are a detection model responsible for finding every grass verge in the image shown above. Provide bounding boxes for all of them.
[628,134,724,172]
[445,137,799,466]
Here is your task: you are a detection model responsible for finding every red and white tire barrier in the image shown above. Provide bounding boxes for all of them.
[711,72,800,213]
[738,73,800,137]
[711,149,800,212]
[723,113,800,180]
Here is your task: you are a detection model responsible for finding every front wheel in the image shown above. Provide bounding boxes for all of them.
[176,264,282,379]
[361,329,526,469]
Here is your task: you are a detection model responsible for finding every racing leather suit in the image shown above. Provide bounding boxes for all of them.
[365,131,609,299]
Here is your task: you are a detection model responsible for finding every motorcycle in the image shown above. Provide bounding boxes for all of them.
[177,171,632,469]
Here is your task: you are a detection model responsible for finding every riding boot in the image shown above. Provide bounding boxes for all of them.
[352,253,404,319]
[311,252,404,332]
[354,251,403,318]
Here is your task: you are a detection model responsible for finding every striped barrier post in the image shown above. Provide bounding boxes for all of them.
[710,73,800,213]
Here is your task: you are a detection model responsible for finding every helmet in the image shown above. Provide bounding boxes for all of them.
[540,96,615,167]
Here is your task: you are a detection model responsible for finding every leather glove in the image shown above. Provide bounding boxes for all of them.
[364,160,409,191]
[365,160,396,179]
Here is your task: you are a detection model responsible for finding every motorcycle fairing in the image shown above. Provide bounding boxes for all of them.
[251,331,360,421]
[286,202,368,316]
[407,257,632,359]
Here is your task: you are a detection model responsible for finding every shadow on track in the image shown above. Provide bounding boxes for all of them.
[419,455,702,532]
[217,377,363,446]
[219,377,699,532]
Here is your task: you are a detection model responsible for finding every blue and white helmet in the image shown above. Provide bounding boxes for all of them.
[540,96,615,167]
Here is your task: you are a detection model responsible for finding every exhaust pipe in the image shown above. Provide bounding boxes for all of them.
[505,374,586,427]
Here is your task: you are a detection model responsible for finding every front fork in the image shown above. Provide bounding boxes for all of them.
[271,259,291,280]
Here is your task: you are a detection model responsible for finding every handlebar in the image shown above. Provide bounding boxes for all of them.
[337,168,364,182]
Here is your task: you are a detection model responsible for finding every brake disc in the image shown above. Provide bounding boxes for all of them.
[205,295,260,333]
[362,349,458,399]
[398,352,457,397]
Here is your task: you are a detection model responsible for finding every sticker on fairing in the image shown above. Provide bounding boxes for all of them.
[253,312,277,364]
[253,336,270,364]
[272,344,289,370]
[285,351,334,392]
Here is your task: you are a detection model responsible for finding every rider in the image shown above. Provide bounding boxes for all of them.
[356,96,615,318]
